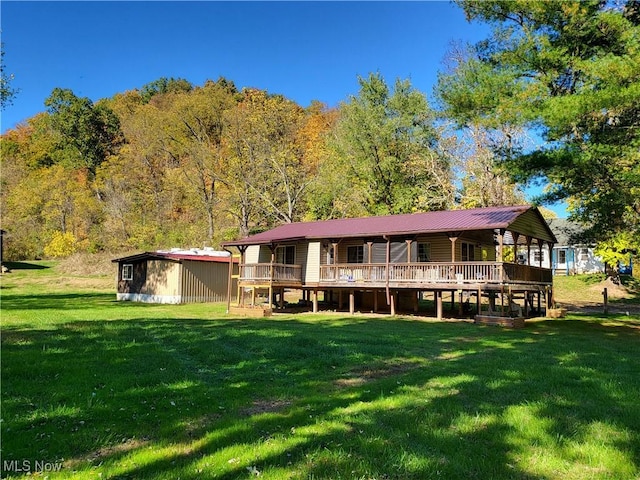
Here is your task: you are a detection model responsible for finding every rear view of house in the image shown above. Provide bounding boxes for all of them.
[112,249,238,304]
[223,205,557,318]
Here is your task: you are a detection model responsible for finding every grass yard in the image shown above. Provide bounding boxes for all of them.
[1,262,639,479]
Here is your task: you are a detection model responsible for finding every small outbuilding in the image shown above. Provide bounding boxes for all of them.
[112,249,238,304]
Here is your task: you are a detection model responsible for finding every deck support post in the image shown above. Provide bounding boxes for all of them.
[312,289,318,313]
[413,291,419,313]
[477,288,482,314]
[524,290,529,316]
[390,291,396,316]
[349,289,355,315]
[338,290,343,310]
[458,290,464,316]
[436,290,443,320]
[374,289,379,313]
[251,287,256,306]
[279,288,285,309]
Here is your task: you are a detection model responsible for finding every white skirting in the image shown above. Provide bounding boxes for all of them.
[116,293,182,304]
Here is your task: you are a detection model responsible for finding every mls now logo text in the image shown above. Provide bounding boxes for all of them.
[2,459,64,474]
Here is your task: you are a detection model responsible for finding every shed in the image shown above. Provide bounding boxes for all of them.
[111,249,238,304]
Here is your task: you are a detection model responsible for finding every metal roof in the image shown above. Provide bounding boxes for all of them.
[112,251,236,264]
[223,205,557,247]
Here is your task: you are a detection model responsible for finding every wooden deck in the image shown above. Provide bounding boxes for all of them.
[239,262,552,289]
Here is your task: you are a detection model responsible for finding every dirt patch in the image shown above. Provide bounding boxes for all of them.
[336,360,420,389]
[241,399,292,417]
[66,437,150,469]
[589,277,635,300]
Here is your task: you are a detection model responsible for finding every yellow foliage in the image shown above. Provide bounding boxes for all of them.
[44,231,77,258]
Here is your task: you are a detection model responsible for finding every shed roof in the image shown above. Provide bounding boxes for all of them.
[112,251,236,264]
[223,205,556,247]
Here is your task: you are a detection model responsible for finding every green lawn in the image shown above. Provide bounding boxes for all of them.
[1,262,639,479]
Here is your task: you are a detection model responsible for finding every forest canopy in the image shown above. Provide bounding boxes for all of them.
[2,1,639,261]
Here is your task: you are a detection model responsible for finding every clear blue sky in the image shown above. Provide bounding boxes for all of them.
[0,1,567,216]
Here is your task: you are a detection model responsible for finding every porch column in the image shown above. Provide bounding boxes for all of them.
[512,233,520,262]
[538,239,544,268]
[548,242,555,272]
[526,236,532,266]
[449,235,459,261]
[406,240,412,263]
[497,229,505,262]
[367,241,373,264]
[332,242,339,264]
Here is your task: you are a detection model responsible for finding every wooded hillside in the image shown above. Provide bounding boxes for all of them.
[2,1,638,262]
[1,74,498,260]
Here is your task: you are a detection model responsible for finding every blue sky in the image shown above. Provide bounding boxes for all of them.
[1,1,567,216]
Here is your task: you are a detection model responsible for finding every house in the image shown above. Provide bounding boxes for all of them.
[112,248,238,304]
[518,219,604,275]
[222,205,557,318]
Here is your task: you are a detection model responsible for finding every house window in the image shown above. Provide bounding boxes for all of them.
[347,245,364,264]
[557,249,567,264]
[461,242,475,261]
[276,245,295,264]
[417,243,431,262]
[534,250,545,263]
[122,264,133,281]
[580,248,589,261]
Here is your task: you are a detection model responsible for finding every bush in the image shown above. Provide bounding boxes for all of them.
[44,231,77,258]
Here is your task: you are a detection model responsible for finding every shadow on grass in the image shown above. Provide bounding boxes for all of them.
[2,316,639,479]
[2,261,50,270]
[0,292,116,310]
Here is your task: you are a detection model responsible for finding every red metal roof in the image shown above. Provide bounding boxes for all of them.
[112,251,237,263]
[223,205,556,246]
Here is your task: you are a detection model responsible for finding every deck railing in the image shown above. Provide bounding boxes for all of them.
[239,262,552,287]
[240,263,302,284]
[319,262,551,286]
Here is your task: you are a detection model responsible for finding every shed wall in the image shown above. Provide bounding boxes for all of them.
[181,260,236,302]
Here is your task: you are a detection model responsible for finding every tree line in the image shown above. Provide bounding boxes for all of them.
[1,0,638,264]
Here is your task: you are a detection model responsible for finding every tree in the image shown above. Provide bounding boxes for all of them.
[139,77,192,104]
[437,0,640,242]
[315,73,454,219]
[456,124,526,208]
[168,79,237,244]
[0,43,18,109]
[222,88,314,235]
[45,88,122,178]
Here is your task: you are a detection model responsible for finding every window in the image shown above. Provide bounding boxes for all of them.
[534,250,545,263]
[417,242,431,262]
[580,248,589,261]
[557,249,567,264]
[347,245,364,263]
[461,242,475,261]
[122,264,133,281]
[276,245,295,264]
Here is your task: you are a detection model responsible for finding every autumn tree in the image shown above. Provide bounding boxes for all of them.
[456,125,526,208]
[437,0,640,247]
[222,88,316,236]
[168,79,238,244]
